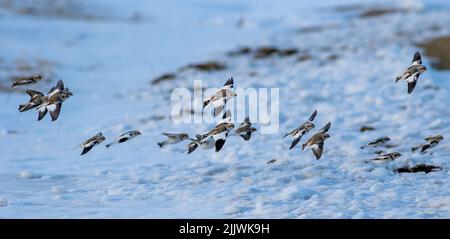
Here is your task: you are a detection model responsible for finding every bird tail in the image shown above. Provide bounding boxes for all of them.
[302,143,306,151]
[395,76,402,82]
[157,141,167,148]
[360,145,366,149]
[105,142,114,148]
[411,146,419,152]
[11,83,17,88]
[18,104,29,112]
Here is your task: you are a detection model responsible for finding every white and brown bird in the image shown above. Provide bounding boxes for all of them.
[36,80,73,121]
[202,78,237,117]
[18,90,44,112]
[106,130,142,148]
[284,110,317,150]
[361,137,391,149]
[411,135,444,153]
[302,122,331,160]
[202,120,235,152]
[396,52,427,94]
[369,152,401,162]
[158,133,191,148]
[79,132,106,155]
[11,74,42,88]
[233,117,257,141]
[183,134,215,154]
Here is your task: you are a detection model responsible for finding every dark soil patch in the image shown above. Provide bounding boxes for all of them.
[182,61,227,72]
[228,46,300,59]
[395,164,441,174]
[418,36,450,70]
[297,54,312,62]
[359,8,408,18]
[151,73,176,85]
[298,26,325,34]
[253,46,299,59]
[360,126,376,132]
[227,46,252,57]
[0,0,142,23]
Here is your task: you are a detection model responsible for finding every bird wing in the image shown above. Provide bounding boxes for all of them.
[213,106,224,117]
[215,138,226,152]
[37,106,48,121]
[186,142,199,154]
[49,103,62,121]
[308,109,318,121]
[311,142,324,160]
[289,134,303,150]
[48,79,64,96]
[407,73,419,94]
[412,51,422,65]
[26,89,44,98]
[162,133,181,138]
[221,77,234,89]
[81,144,95,155]
[318,122,331,133]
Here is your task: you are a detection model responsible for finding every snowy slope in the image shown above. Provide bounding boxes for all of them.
[1,0,450,218]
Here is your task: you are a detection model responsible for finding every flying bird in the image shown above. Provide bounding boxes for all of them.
[202,78,237,117]
[369,152,401,161]
[106,130,142,148]
[233,117,257,141]
[36,80,73,121]
[411,135,444,153]
[11,74,42,88]
[361,137,391,149]
[284,110,317,150]
[37,90,73,121]
[396,52,427,94]
[158,133,191,148]
[302,122,331,160]
[18,90,44,112]
[202,118,235,152]
[183,134,215,154]
[79,132,106,155]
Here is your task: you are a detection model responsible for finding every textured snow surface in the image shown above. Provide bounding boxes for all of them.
[1,0,450,218]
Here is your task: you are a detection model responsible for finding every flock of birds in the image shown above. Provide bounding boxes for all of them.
[10,51,444,161]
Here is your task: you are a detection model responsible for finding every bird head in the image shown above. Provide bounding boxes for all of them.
[392,152,402,158]
[226,123,235,130]
[323,133,330,140]
[34,75,42,81]
[305,122,315,130]
[180,134,190,140]
[419,65,427,73]
[132,131,142,136]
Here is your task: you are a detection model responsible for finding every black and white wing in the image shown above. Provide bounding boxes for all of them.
[407,71,421,94]
[48,79,64,96]
[37,106,48,121]
[81,143,95,155]
[162,133,181,139]
[308,109,318,121]
[289,129,305,150]
[412,51,422,65]
[318,122,331,133]
[26,89,44,99]
[49,103,62,121]
[222,77,234,89]
[311,142,324,160]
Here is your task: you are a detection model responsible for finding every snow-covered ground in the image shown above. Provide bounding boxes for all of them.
[1,0,450,218]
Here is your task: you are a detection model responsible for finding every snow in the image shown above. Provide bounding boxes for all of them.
[1,0,450,218]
